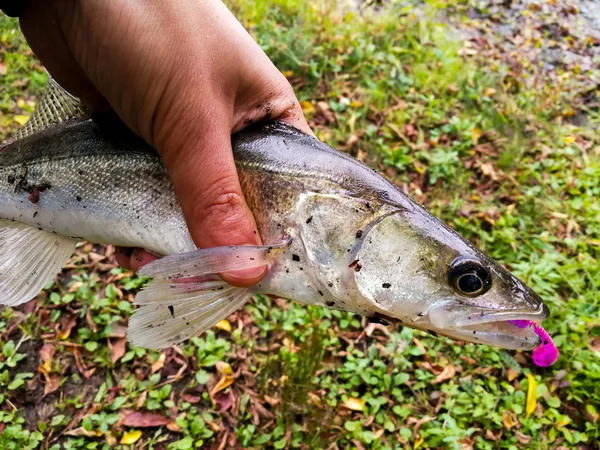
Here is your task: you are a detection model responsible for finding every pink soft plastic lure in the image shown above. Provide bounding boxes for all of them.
[509,320,559,367]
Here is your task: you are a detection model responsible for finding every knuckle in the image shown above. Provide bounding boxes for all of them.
[197,183,247,226]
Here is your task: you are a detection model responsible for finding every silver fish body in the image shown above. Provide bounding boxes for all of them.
[0,81,550,351]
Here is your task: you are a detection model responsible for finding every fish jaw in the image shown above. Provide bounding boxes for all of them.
[427,301,550,350]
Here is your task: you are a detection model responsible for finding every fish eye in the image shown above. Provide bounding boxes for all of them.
[448,257,491,297]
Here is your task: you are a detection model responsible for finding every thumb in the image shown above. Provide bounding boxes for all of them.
[159,118,266,288]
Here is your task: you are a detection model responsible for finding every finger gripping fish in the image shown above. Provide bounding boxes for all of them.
[0,77,557,366]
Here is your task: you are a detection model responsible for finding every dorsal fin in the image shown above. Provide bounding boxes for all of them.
[11,74,90,141]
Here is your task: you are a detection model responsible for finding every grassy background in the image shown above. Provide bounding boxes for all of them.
[0,0,599,448]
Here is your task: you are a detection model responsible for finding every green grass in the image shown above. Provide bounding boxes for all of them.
[0,1,599,448]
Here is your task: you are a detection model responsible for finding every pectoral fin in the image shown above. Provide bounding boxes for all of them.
[0,220,77,306]
[128,241,288,349]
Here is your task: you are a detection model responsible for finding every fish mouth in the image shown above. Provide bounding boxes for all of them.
[428,302,550,350]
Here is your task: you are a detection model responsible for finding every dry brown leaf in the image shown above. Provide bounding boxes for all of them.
[108,337,127,364]
[122,411,170,427]
[502,410,516,429]
[65,427,102,437]
[514,430,531,444]
[0,60,7,75]
[211,375,235,396]
[433,365,456,384]
[151,353,166,374]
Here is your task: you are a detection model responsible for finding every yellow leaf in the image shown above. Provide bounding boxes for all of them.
[300,101,314,113]
[341,397,365,412]
[526,374,537,418]
[282,70,293,78]
[562,136,576,144]
[471,127,482,145]
[502,410,515,429]
[214,319,231,332]
[211,375,235,395]
[215,361,233,375]
[120,430,142,445]
[414,436,424,449]
[14,114,29,126]
[349,100,363,108]
[58,328,71,340]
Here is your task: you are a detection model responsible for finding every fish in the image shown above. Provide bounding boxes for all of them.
[0,77,557,365]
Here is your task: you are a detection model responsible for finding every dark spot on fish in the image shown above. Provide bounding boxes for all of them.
[326,300,335,307]
[33,211,38,218]
[299,267,304,271]
[355,230,363,239]
[28,188,40,203]
[348,259,360,270]
[285,268,290,273]
[186,321,190,326]
[327,281,333,287]
[78,169,84,175]
[543,340,548,345]
[382,283,391,289]
[250,257,255,261]
[318,290,324,296]
[417,312,423,317]
[76,196,82,202]
[168,305,174,318]
[306,216,313,224]
[7,175,15,184]
[253,230,257,234]
[428,330,439,337]
[292,254,300,262]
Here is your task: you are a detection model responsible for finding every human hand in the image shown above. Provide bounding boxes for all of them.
[18,0,312,286]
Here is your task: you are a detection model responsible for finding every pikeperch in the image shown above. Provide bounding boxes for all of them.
[0,78,557,365]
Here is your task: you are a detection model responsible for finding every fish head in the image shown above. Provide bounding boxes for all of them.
[351,205,549,350]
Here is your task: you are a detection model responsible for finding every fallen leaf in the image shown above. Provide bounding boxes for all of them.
[502,410,516,429]
[507,368,519,382]
[57,315,78,340]
[526,374,537,418]
[471,127,482,144]
[65,427,102,437]
[43,373,61,397]
[414,436,424,449]
[0,60,6,75]
[151,353,166,374]
[120,430,142,445]
[105,431,117,446]
[210,375,235,396]
[350,100,363,108]
[282,70,293,78]
[13,114,29,126]
[514,430,531,444]
[342,397,366,411]
[214,320,231,332]
[108,337,127,364]
[215,361,233,375]
[122,412,170,428]
[167,421,181,432]
[433,365,456,384]
[562,136,576,144]
[300,101,314,113]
